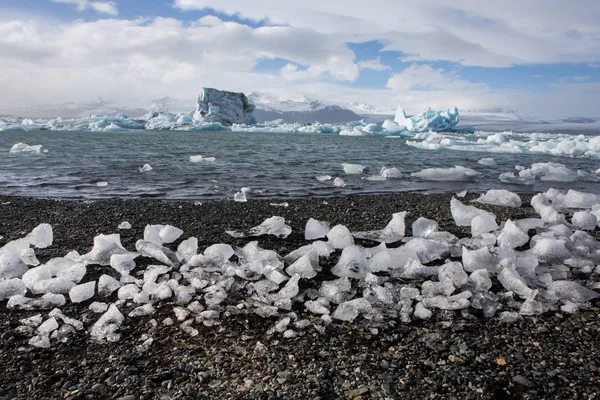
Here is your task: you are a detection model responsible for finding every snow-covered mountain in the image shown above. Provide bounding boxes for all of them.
[346,101,395,116]
[248,92,362,124]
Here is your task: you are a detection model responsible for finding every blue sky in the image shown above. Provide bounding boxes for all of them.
[1,0,600,118]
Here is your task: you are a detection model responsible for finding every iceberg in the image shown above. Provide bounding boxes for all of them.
[193,88,256,126]
[10,143,43,154]
[392,106,462,133]
[412,166,481,181]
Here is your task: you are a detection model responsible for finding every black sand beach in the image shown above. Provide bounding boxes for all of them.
[1,193,599,399]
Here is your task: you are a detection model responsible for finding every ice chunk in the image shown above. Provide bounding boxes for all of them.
[395,258,438,280]
[135,240,179,267]
[160,225,184,244]
[462,247,499,273]
[305,298,330,315]
[380,167,402,178]
[36,317,59,335]
[572,212,597,230]
[548,281,600,303]
[176,237,198,263]
[319,276,352,304]
[56,263,86,283]
[248,216,292,238]
[559,189,600,209]
[0,253,28,280]
[530,238,570,262]
[285,254,317,279]
[456,190,467,198]
[193,87,255,125]
[49,308,83,330]
[331,298,372,322]
[394,106,460,132]
[422,292,471,310]
[331,245,368,279]
[315,175,332,182]
[354,212,407,243]
[471,214,499,237]
[139,164,153,172]
[497,220,529,248]
[234,187,250,202]
[474,189,522,208]
[412,166,481,181]
[519,299,544,315]
[83,234,130,266]
[498,268,537,299]
[31,278,76,295]
[469,269,492,291]
[90,304,124,342]
[333,177,346,187]
[341,163,365,174]
[69,281,96,303]
[97,275,121,297]
[305,218,330,240]
[451,198,493,226]
[110,253,138,275]
[412,217,438,238]
[10,142,43,153]
[118,221,132,230]
[203,243,234,263]
[189,155,215,162]
[422,280,455,297]
[278,274,301,300]
[438,262,468,287]
[0,278,27,300]
[129,304,155,317]
[89,302,108,313]
[413,302,432,319]
[401,238,450,264]
[27,223,53,248]
[478,157,495,166]
[117,284,139,300]
[327,225,354,249]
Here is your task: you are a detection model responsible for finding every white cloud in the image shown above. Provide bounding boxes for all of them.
[386,64,485,92]
[50,0,118,15]
[357,57,390,71]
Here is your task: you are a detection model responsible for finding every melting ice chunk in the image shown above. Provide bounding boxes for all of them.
[27,223,53,248]
[326,225,354,249]
[451,198,493,227]
[315,175,332,182]
[331,245,368,279]
[333,177,346,187]
[234,187,250,202]
[354,212,407,243]
[97,275,121,297]
[478,157,495,166]
[139,164,153,172]
[332,298,372,322]
[412,217,438,238]
[69,281,96,303]
[83,234,130,266]
[471,214,499,237]
[10,143,43,154]
[548,281,599,303]
[572,211,597,230]
[248,216,292,239]
[498,268,537,299]
[412,166,481,181]
[341,163,365,174]
[0,278,27,300]
[90,304,124,342]
[0,253,28,280]
[474,189,522,208]
[118,221,132,230]
[189,155,216,162]
[305,218,330,240]
[497,220,529,248]
[380,167,402,178]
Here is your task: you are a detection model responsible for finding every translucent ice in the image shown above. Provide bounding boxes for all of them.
[285,254,317,279]
[331,298,372,322]
[160,225,184,244]
[412,166,480,181]
[36,317,59,335]
[422,292,471,310]
[354,212,407,243]
[331,245,368,279]
[83,234,130,266]
[0,278,27,300]
[189,155,215,162]
[90,304,124,342]
[316,175,332,182]
[139,164,153,172]
[471,214,499,237]
[27,223,53,248]
[0,253,28,280]
[341,163,365,174]
[31,278,76,295]
[438,261,468,288]
[401,238,450,264]
[305,298,330,314]
[110,253,138,275]
[305,218,330,240]
[327,225,354,249]
[478,157,495,166]
[319,276,352,304]
[548,280,600,303]
[333,177,346,187]
[469,269,492,291]
[497,220,530,248]
[69,281,96,303]
[380,167,402,178]
[128,304,155,317]
[413,302,432,319]
[234,187,250,202]
[136,240,179,267]
[10,142,42,154]
[97,274,121,297]
[558,189,600,209]
[451,198,493,227]
[530,238,570,262]
[474,189,522,208]
[462,247,499,273]
[277,274,300,300]
[498,268,537,299]
[396,258,439,280]
[248,216,292,238]
[519,299,544,315]
[412,217,438,238]
[572,211,597,230]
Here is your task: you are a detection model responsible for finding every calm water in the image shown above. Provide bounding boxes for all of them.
[1,129,599,200]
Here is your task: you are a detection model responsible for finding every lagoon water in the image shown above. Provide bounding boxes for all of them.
[1,129,600,200]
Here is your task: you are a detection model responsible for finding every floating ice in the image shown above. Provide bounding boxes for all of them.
[380,167,402,178]
[315,175,332,182]
[234,187,250,202]
[189,155,216,162]
[10,142,43,154]
[393,106,460,133]
[193,88,255,126]
[333,177,346,187]
[326,225,354,249]
[354,212,406,243]
[474,190,522,208]
[96,181,108,187]
[478,157,496,166]
[69,281,96,303]
[305,218,330,240]
[341,163,365,174]
[139,164,153,172]
[412,166,481,181]
[451,198,494,227]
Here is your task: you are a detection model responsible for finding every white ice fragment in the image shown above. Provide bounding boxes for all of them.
[36,317,59,335]
[326,225,354,249]
[311,240,334,258]
[380,167,402,178]
[69,281,96,303]
[531,194,566,225]
[396,258,438,280]
[451,198,493,227]
[530,238,570,262]
[560,301,579,314]
[10,142,42,154]
[498,268,537,299]
[401,238,450,264]
[56,263,86,283]
[97,274,121,297]
[412,166,481,181]
[456,190,467,198]
[117,284,140,300]
[305,218,330,240]
[248,216,292,238]
[413,302,432,319]
[519,299,544,315]
[0,253,28,280]
[354,212,407,243]
[110,253,138,275]
[548,281,600,303]
[234,187,250,202]
[341,163,365,174]
[421,292,471,310]
[469,269,492,292]
[96,181,108,187]
[478,157,495,166]
[89,302,108,313]
[139,164,153,172]
[462,247,499,273]
[559,189,600,209]
[278,274,301,300]
[572,212,597,230]
[316,175,332,182]
[499,311,522,323]
[31,278,76,295]
[319,276,352,304]
[304,298,330,315]
[203,243,234,263]
[27,223,53,248]
[189,155,215,162]
[285,254,317,279]
[0,278,27,300]
[29,335,51,348]
[497,220,529,248]
[160,225,184,244]
[135,240,179,267]
[412,217,438,238]
[421,280,455,297]
[90,304,124,342]
[180,320,199,337]
[48,308,84,330]
[177,237,198,263]
[129,304,155,317]
[331,245,368,279]
[474,189,522,208]
[83,234,129,266]
[471,214,499,237]
[333,177,346,187]
[332,298,372,322]
[438,262,468,288]
[118,221,132,230]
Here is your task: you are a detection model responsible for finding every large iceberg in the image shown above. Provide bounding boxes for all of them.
[192,88,256,126]
[385,106,464,133]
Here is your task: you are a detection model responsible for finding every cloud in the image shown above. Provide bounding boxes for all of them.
[386,64,486,92]
[50,0,118,15]
[173,0,600,67]
[357,57,390,71]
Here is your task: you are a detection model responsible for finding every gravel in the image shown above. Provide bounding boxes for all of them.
[1,193,599,399]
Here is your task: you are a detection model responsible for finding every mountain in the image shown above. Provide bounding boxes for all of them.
[248,92,362,124]
[0,99,147,119]
[346,101,395,116]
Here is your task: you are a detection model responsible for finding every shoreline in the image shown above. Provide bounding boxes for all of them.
[1,192,600,399]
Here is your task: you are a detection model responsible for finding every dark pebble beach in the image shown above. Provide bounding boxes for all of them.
[1,193,599,400]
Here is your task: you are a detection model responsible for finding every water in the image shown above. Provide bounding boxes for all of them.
[1,129,599,200]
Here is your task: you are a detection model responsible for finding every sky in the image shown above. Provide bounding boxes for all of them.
[1,0,600,118]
